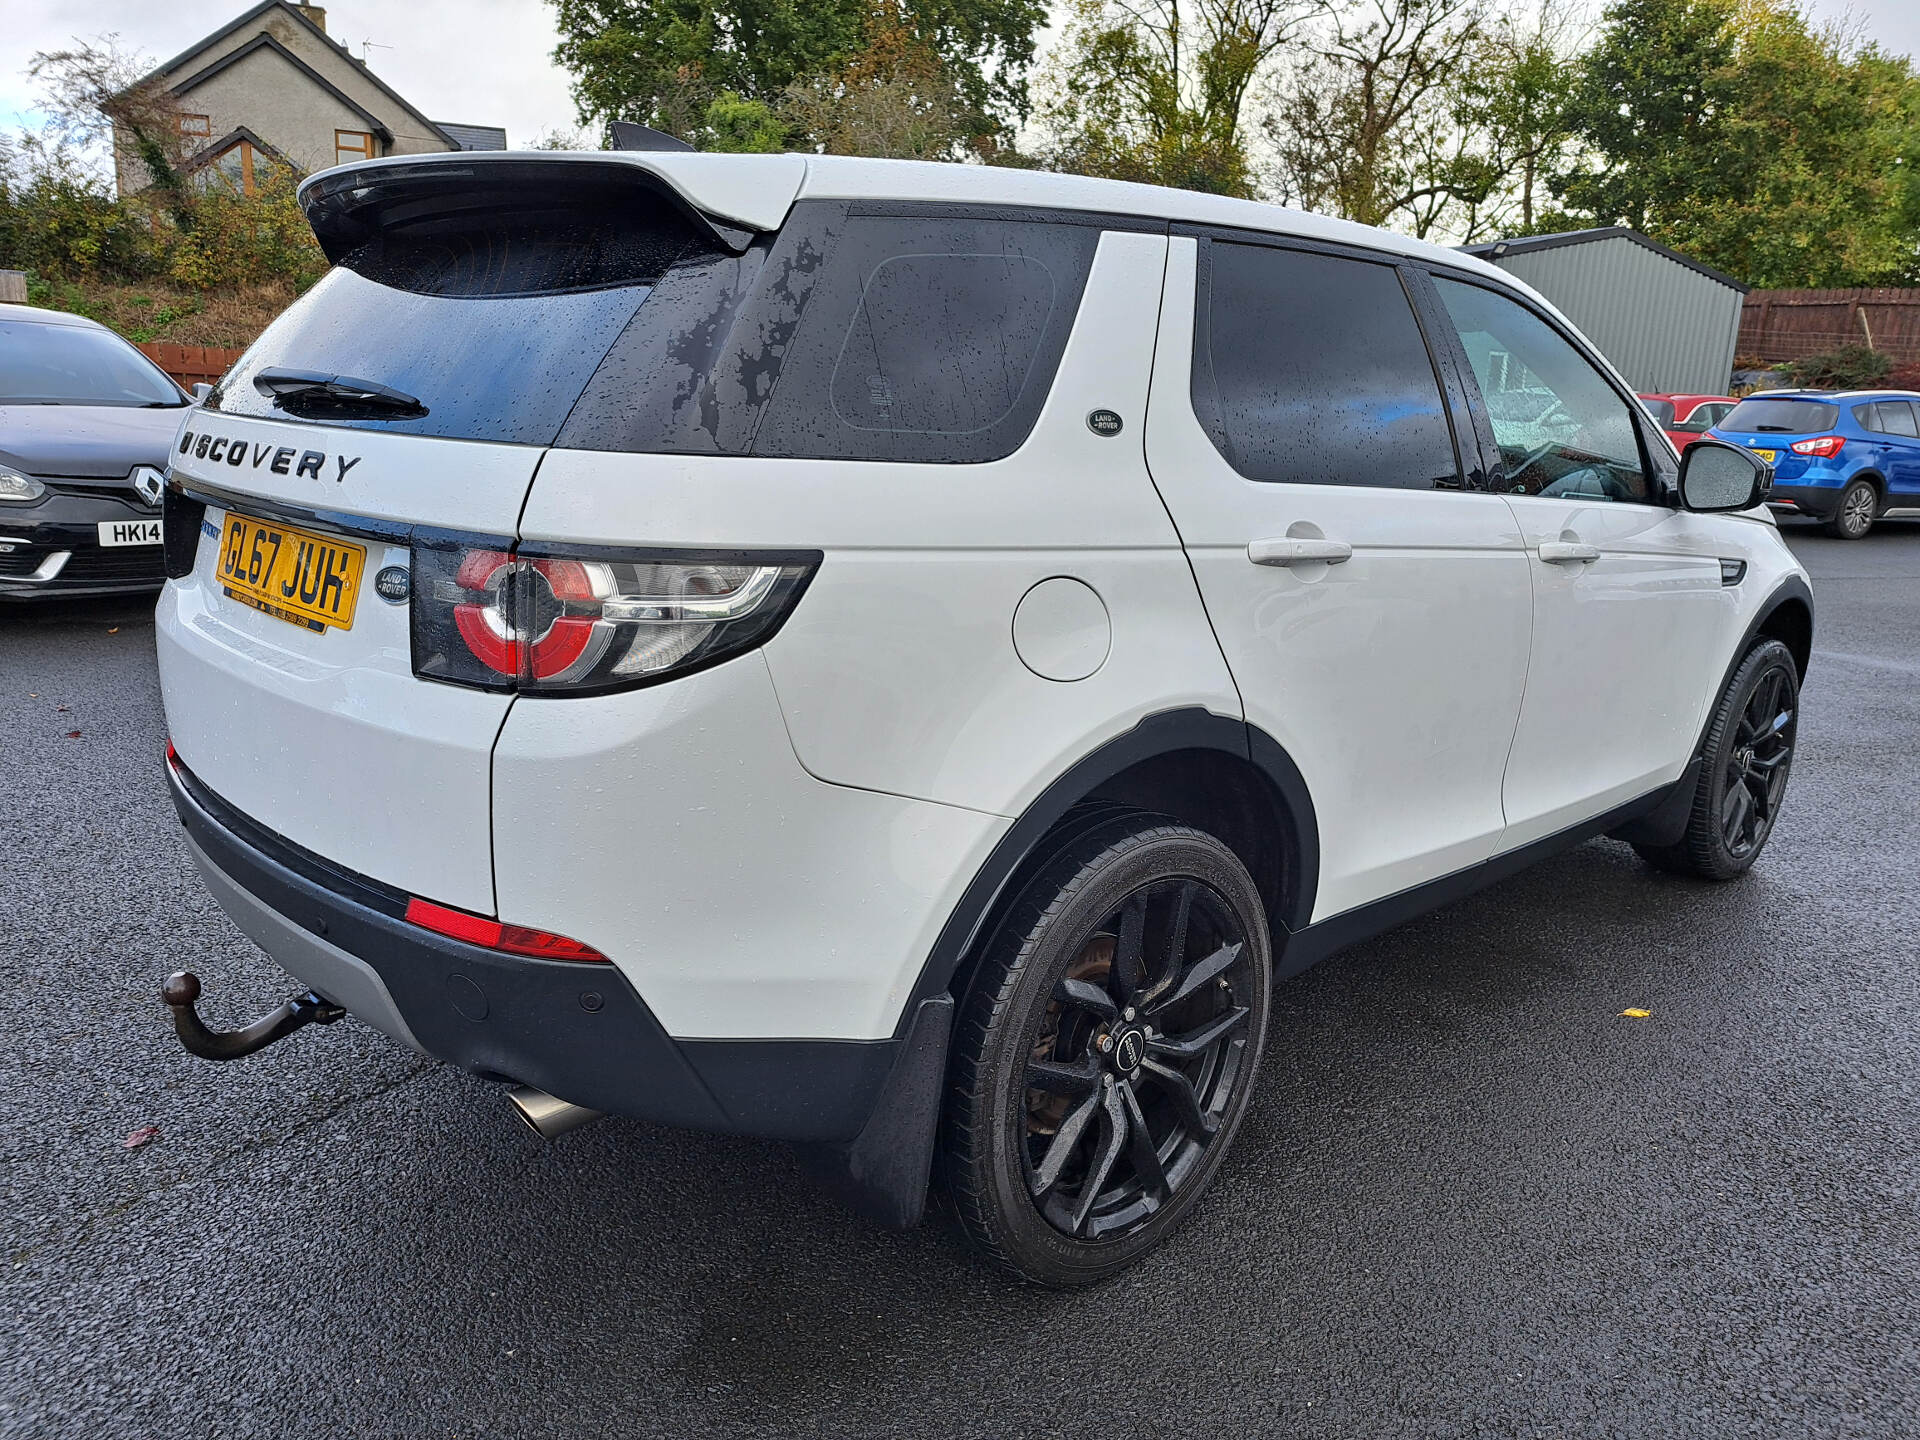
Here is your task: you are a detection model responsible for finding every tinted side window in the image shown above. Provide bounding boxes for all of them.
[561,204,1101,464]
[1193,242,1459,488]
[1876,400,1919,438]
[752,213,1098,463]
[1435,277,1649,504]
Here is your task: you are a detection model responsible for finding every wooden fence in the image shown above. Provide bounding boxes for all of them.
[137,342,247,388]
[1738,289,1920,365]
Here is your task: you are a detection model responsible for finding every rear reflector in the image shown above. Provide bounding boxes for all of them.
[404,896,609,962]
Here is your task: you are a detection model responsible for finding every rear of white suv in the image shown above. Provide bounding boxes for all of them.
[159,151,1810,1288]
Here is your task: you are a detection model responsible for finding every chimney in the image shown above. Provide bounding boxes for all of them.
[294,3,327,32]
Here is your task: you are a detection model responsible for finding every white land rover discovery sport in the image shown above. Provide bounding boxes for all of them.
[156,150,1810,1286]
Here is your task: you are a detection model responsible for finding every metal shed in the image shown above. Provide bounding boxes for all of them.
[1460,228,1748,396]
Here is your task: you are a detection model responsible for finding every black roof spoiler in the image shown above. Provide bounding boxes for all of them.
[299,155,758,258]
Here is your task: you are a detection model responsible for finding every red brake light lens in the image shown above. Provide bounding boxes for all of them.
[404,896,609,962]
[412,541,817,696]
[1790,435,1846,457]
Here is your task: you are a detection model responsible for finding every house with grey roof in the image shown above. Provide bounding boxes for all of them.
[115,1,505,197]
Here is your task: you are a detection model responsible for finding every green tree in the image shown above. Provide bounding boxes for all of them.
[780,7,973,160]
[1452,11,1583,233]
[1264,0,1488,229]
[1555,0,1920,286]
[548,0,1045,147]
[1036,0,1313,197]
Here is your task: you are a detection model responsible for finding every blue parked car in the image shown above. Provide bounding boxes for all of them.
[1710,388,1920,539]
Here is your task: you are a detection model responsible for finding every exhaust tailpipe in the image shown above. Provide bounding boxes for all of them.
[507,1085,603,1140]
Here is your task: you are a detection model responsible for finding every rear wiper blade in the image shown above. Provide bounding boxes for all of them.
[254,367,426,417]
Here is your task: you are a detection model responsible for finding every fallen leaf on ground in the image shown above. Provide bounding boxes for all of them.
[56,704,70,712]
[66,730,82,739]
[124,1126,160,1150]
[1620,1008,1651,1019]
[107,626,119,634]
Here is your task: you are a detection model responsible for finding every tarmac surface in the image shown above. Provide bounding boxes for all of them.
[3,522,1916,1438]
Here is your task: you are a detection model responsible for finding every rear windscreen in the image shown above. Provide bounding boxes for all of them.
[1642,398,1675,425]
[1720,398,1840,433]
[209,182,720,445]
[214,192,1104,461]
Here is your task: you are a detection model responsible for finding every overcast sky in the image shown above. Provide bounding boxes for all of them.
[1,0,1916,162]
[0,1,581,149]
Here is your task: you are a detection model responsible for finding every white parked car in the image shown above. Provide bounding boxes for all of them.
[155,152,1811,1286]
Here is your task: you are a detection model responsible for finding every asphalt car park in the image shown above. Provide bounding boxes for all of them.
[3,520,1917,1438]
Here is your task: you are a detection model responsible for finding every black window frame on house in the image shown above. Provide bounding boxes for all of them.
[1181,225,1473,493]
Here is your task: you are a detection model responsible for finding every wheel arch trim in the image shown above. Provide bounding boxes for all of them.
[899,707,1320,1037]
[1704,576,1814,754]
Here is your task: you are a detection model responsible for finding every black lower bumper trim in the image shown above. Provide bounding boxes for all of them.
[168,758,901,1142]
[1765,483,1843,519]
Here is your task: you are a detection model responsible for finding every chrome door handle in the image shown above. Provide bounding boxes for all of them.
[1538,541,1600,564]
[1248,537,1353,566]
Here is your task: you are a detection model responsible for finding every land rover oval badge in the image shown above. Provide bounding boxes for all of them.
[374,565,411,604]
[1086,408,1123,437]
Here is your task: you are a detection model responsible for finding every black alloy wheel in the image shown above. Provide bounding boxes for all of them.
[943,816,1271,1286]
[1635,638,1800,880]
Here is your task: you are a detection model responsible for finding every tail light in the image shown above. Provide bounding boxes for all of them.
[1789,435,1845,457]
[411,540,817,696]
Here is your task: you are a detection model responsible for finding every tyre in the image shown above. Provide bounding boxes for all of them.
[1825,479,1878,539]
[942,815,1271,1287]
[1635,638,1799,880]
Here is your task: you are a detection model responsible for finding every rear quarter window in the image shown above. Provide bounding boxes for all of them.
[561,203,1103,464]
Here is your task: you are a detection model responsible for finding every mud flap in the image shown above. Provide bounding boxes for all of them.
[1608,757,1703,849]
[791,994,953,1230]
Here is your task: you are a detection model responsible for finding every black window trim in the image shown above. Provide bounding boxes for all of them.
[1185,227,1475,493]
[1410,265,1670,509]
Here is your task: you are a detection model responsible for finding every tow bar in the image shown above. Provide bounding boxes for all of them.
[161,970,346,1061]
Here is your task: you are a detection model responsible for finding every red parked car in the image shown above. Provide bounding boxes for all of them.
[1639,393,1739,454]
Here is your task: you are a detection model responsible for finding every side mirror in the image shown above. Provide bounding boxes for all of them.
[192,382,213,403]
[1679,439,1770,513]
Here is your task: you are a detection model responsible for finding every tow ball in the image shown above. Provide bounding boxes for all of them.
[161,970,346,1062]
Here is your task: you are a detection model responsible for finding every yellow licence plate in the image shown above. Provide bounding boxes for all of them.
[1751,448,1778,463]
[217,513,366,633]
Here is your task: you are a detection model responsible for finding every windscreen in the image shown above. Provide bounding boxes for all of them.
[1721,398,1840,433]
[209,178,722,445]
[0,320,185,407]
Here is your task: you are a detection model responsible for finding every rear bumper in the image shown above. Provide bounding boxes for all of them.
[0,488,163,598]
[1766,482,1845,519]
[169,755,903,1142]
